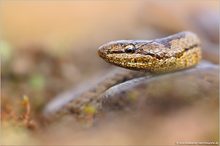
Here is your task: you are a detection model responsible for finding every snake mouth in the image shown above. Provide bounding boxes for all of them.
[97,46,107,59]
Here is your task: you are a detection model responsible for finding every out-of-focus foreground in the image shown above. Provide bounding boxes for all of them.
[1,1,219,145]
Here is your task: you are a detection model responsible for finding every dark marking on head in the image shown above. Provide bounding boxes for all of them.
[110,50,125,53]
[141,43,199,60]
[155,32,186,48]
[144,52,163,59]
[184,44,199,51]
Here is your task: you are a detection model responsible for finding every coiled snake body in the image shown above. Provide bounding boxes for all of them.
[44,31,201,117]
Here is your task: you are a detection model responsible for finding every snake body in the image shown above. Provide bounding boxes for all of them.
[44,31,201,117]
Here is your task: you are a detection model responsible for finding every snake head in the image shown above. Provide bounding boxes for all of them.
[98,32,201,72]
[98,40,153,70]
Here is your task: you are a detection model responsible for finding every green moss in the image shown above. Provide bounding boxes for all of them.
[0,40,12,63]
[29,74,45,91]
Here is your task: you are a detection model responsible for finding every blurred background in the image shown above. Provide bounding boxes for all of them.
[1,0,219,145]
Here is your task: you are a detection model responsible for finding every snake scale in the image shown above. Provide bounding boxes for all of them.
[44,31,201,118]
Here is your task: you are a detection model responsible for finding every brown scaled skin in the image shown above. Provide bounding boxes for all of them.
[98,31,202,73]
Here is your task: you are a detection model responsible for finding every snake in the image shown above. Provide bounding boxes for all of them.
[98,31,201,72]
[44,31,201,118]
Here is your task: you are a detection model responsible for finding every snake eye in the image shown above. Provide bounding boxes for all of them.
[125,45,136,53]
